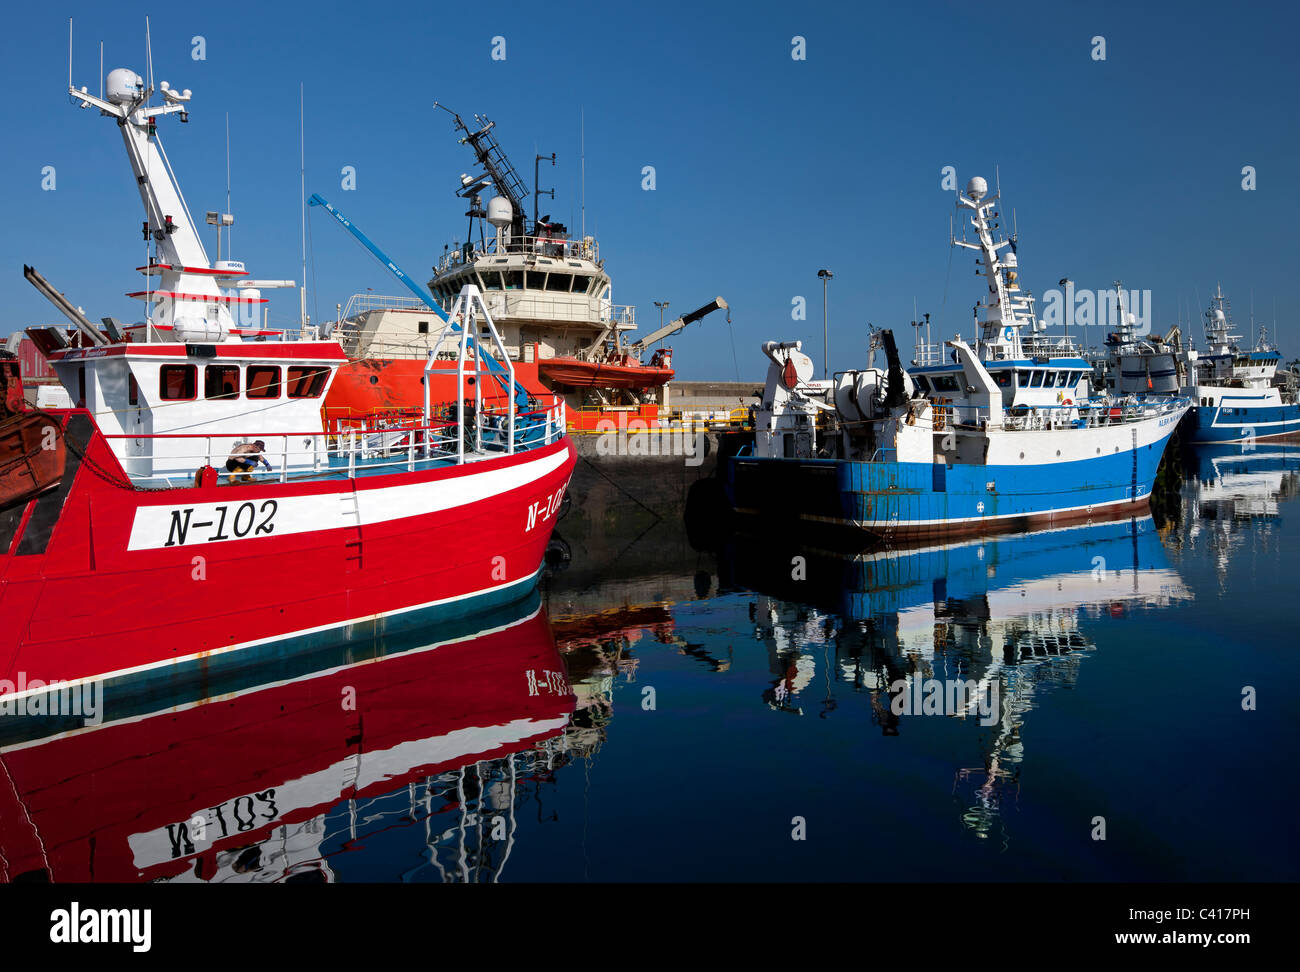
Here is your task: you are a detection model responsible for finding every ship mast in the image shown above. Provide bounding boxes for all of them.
[435,105,531,240]
[952,176,1038,360]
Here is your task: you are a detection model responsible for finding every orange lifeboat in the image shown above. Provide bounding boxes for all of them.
[538,349,674,390]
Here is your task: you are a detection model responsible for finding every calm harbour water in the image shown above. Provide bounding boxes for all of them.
[3,442,1297,883]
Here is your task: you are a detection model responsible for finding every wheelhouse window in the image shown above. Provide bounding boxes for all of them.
[246,365,281,399]
[992,370,1013,388]
[1029,370,1045,388]
[932,374,960,393]
[418,321,429,335]
[526,271,546,290]
[1017,370,1031,387]
[204,364,240,400]
[1043,371,1058,388]
[287,366,329,398]
[160,364,197,400]
[914,375,932,393]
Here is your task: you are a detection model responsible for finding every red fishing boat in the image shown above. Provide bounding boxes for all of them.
[0,64,574,712]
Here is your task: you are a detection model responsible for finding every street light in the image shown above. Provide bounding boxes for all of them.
[817,269,833,378]
[1058,277,1072,347]
[654,300,670,328]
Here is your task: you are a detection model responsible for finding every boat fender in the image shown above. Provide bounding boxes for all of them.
[781,359,799,390]
[194,465,218,489]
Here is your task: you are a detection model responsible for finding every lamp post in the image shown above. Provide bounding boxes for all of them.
[654,300,670,329]
[817,269,833,378]
[1058,277,1072,348]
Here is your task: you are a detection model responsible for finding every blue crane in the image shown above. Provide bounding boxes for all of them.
[308,193,529,411]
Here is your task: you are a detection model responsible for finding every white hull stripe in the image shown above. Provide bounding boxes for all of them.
[741,490,1152,531]
[128,447,569,551]
[126,713,570,869]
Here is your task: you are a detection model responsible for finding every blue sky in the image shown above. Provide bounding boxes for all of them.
[2,0,1296,378]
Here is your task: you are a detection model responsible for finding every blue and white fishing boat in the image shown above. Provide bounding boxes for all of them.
[1180,287,1300,443]
[724,176,1190,543]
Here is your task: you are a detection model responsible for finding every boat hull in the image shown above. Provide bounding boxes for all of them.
[325,358,551,421]
[1185,401,1300,443]
[0,412,575,697]
[725,412,1183,543]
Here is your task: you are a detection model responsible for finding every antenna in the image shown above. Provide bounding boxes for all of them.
[299,83,307,327]
[145,17,154,96]
[225,112,232,254]
[99,41,103,99]
[580,107,586,240]
[67,18,72,91]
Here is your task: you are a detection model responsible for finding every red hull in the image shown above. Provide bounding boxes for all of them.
[0,594,573,882]
[0,409,575,693]
[538,357,673,389]
[325,358,552,422]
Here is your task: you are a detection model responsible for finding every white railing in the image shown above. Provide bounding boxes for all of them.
[104,404,567,488]
[436,234,601,273]
[929,396,1187,433]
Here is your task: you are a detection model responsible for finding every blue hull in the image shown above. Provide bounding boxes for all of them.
[1186,402,1300,443]
[726,429,1177,542]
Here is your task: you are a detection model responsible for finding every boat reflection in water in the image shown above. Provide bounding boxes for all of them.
[1171,441,1300,579]
[0,588,578,883]
[719,513,1191,843]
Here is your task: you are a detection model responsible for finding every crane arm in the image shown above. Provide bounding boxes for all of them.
[628,297,728,355]
[310,193,529,411]
[308,194,448,321]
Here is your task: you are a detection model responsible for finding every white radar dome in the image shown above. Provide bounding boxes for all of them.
[966,176,988,200]
[1212,309,1226,322]
[106,68,144,105]
[486,196,513,228]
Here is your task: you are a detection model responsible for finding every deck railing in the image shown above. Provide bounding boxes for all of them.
[936,396,1188,432]
[102,395,567,488]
